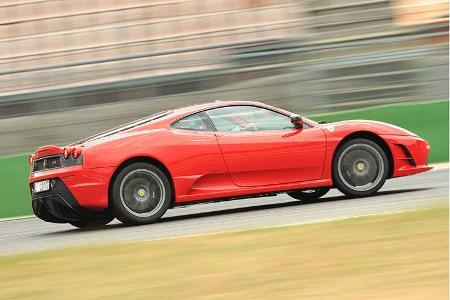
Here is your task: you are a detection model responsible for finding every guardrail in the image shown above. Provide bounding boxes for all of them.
[0,0,447,118]
[0,25,448,117]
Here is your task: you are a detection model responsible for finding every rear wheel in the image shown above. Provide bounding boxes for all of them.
[333,138,388,197]
[287,188,330,202]
[111,162,171,225]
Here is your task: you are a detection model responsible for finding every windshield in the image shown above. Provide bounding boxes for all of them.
[73,110,172,145]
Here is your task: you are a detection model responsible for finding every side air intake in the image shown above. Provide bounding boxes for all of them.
[396,144,416,166]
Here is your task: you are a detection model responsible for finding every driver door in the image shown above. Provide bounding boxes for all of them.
[205,105,326,187]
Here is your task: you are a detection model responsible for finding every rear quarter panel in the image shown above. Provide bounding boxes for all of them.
[81,129,230,201]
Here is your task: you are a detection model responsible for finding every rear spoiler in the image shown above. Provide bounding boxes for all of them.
[34,145,63,159]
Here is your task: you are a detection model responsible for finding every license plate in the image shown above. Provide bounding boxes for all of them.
[33,180,50,193]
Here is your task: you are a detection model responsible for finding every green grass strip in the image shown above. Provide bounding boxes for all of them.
[310,100,449,163]
[0,155,32,218]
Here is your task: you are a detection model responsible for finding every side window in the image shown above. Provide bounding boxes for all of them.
[172,112,213,131]
[205,106,294,132]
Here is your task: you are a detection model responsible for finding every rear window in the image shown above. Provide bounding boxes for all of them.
[74,110,172,144]
[172,112,214,131]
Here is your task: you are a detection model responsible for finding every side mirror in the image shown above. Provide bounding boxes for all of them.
[290,114,303,129]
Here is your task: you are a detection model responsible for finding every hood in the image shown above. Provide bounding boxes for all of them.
[319,120,418,137]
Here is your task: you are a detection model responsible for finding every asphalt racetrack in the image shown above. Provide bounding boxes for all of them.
[1,168,448,255]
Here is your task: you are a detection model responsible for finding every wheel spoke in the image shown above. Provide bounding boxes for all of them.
[353,174,368,187]
[337,143,385,192]
[119,169,166,217]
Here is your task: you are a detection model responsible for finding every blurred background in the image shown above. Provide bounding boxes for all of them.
[0,0,448,158]
[0,4,448,298]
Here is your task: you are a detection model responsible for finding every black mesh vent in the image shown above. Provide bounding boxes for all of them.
[397,144,416,166]
[32,154,83,172]
[33,155,62,172]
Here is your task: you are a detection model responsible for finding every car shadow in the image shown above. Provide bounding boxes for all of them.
[41,187,432,235]
[160,187,431,222]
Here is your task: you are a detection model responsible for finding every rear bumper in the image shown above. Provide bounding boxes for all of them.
[32,178,109,223]
[29,166,114,222]
[29,166,114,208]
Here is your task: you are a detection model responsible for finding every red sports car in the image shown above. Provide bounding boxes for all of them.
[29,101,432,228]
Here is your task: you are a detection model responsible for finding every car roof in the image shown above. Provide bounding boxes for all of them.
[170,100,289,117]
[129,100,299,132]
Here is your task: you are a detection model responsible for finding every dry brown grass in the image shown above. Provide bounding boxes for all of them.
[0,205,448,300]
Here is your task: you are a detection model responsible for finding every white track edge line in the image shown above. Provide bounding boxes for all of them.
[115,206,439,248]
[1,164,448,222]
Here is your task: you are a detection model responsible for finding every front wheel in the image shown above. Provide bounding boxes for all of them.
[111,163,172,225]
[287,188,330,202]
[333,138,388,197]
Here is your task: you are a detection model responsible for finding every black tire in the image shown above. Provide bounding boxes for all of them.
[70,215,114,229]
[287,187,330,202]
[111,162,172,225]
[333,138,388,197]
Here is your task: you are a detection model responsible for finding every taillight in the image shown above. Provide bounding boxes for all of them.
[63,148,70,159]
[29,154,34,166]
[72,147,81,159]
